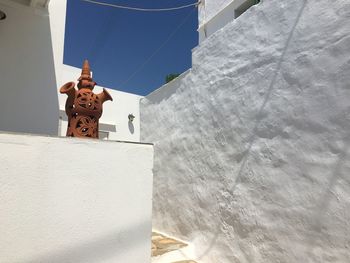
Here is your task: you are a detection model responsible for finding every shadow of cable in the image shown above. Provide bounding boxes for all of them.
[196,0,309,260]
[21,221,151,263]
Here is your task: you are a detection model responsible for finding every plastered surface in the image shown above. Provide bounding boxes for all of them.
[0,1,59,136]
[141,0,350,262]
[0,133,153,263]
[199,0,235,25]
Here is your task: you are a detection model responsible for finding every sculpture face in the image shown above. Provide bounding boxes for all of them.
[60,60,113,139]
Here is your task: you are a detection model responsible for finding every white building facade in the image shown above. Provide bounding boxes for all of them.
[0,0,59,136]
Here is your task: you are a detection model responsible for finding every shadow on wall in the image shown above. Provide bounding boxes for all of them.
[196,0,309,260]
[129,121,135,134]
[24,221,150,263]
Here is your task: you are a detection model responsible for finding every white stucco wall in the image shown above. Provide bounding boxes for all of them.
[141,0,350,262]
[0,132,153,263]
[0,0,59,135]
[48,0,67,89]
[198,0,234,24]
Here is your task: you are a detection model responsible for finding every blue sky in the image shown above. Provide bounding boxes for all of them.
[64,0,199,96]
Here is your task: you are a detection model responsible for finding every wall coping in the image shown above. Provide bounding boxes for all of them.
[0,130,154,146]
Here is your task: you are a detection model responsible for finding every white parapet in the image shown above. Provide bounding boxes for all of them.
[198,0,259,43]
[0,132,154,263]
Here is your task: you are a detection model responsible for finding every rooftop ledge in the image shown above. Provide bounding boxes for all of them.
[197,0,258,30]
[0,127,153,263]
[0,130,153,146]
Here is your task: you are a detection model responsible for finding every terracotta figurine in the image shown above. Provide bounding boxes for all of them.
[60,60,113,139]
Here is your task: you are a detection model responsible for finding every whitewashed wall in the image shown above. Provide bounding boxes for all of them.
[0,132,153,263]
[0,1,59,135]
[141,0,350,262]
[198,0,234,24]
[48,0,67,89]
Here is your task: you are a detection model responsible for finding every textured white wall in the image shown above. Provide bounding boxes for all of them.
[0,1,59,135]
[141,0,350,262]
[0,132,153,263]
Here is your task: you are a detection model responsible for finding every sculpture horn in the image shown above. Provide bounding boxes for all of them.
[60,82,77,118]
[98,88,113,103]
[60,82,76,99]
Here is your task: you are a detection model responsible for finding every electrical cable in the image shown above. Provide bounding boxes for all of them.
[118,7,197,88]
[82,0,201,12]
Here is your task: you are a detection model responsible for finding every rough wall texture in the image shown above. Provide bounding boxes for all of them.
[141,0,350,262]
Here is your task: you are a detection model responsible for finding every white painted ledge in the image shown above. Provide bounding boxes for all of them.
[0,132,154,263]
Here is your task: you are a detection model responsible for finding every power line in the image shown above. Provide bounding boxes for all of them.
[81,0,201,12]
[118,7,197,88]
